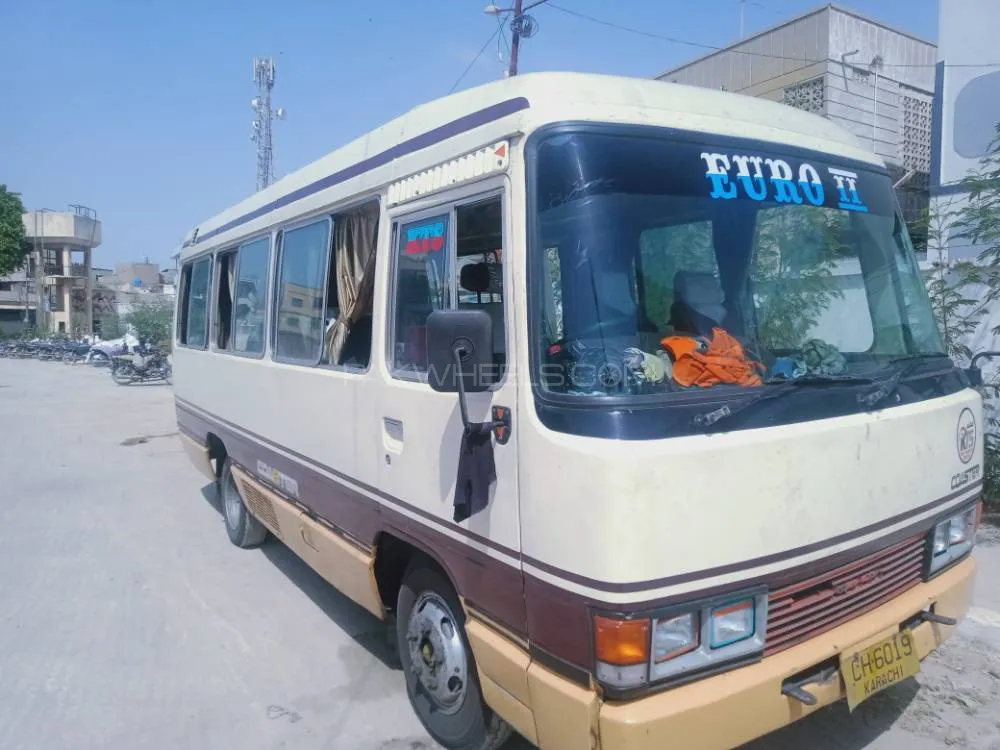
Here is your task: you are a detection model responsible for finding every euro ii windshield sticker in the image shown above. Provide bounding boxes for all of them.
[700,152,869,213]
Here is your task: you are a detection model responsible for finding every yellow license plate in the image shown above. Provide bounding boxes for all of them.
[839,629,920,711]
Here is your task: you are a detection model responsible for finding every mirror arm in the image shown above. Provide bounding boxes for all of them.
[971,351,1000,371]
[968,351,1000,387]
[452,346,473,430]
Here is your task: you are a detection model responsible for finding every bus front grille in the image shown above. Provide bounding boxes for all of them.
[765,534,925,656]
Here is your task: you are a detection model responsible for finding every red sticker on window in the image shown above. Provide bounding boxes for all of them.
[404,220,446,255]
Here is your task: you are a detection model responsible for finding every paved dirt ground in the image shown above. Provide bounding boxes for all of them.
[0,359,998,750]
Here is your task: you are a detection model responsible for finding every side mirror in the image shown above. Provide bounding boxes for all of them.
[968,350,1000,387]
[426,309,495,394]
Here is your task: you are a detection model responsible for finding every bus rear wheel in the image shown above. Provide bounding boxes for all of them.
[220,458,268,548]
[395,560,512,750]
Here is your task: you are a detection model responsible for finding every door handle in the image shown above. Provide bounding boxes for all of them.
[383,417,404,455]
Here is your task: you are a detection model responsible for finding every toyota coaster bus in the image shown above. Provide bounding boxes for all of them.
[174,72,983,750]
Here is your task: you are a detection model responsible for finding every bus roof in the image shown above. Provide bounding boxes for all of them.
[180,71,880,258]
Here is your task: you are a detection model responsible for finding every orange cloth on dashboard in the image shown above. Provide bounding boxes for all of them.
[663,328,764,388]
[660,335,704,360]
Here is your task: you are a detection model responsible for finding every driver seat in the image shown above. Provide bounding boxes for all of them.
[670,271,728,337]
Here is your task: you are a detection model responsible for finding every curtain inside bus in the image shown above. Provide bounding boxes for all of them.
[326,201,380,364]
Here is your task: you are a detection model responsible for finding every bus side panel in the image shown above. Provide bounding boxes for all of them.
[175,384,527,634]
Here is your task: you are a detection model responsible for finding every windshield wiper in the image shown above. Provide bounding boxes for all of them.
[856,353,952,410]
[692,374,874,429]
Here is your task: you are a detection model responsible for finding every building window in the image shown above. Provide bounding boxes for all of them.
[290,297,304,308]
[782,77,824,115]
[0,282,11,292]
[902,94,932,173]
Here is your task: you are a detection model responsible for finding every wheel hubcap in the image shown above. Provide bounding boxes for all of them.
[223,473,243,529]
[406,592,468,715]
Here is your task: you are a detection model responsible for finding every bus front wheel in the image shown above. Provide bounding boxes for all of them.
[395,560,512,750]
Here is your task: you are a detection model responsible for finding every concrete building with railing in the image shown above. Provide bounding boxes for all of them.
[655,3,936,263]
[2,207,103,335]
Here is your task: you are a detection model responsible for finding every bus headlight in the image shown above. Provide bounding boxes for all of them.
[927,502,980,576]
[653,612,698,662]
[710,599,756,648]
[593,589,768,693]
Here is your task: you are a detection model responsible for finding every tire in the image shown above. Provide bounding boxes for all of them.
[219,458,268,548]
[111,363,133,385]
[396,561,512,750]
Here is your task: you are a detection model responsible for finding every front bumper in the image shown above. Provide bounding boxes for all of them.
[597,556,975,750]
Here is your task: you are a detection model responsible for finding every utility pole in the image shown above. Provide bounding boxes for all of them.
[508,0,523,77]
[33,211,46,333]
[487,0,541,78]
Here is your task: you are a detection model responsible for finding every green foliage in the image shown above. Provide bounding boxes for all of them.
[639,222,717,331]
[97,313,126,339]
[122,297,174,347]
[927,261,983,362]
[926,128,1000,507]
[0,185,30,277]
[750,206,844,350]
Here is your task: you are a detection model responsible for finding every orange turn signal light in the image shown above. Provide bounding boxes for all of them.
[594,616,650,666]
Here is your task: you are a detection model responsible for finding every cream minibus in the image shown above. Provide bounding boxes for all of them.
[174,72,984,750]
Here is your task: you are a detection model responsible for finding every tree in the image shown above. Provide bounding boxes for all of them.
[918,204,986,362]
[750,206,844,351]
[122,297,174,348]
[953,124,1000,310]
[0,185,29,277]
[927,124,1000,507]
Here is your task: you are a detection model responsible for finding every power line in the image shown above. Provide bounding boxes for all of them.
[545,2,1000,68]
[449,27,502,94]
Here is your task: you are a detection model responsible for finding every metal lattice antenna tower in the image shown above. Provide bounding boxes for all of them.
[250,57,285,191]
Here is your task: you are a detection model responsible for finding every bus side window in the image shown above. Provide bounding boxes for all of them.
[232,236,271,355]
[322,199,379,369]
[180,257,212,349]
[456,196,505,377]
[214,249,237,350]
[391,213,451,374]
[274,219,331,365]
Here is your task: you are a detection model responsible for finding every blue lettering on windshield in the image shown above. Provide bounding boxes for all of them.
[700,152,867,212]
[828,167,868,212]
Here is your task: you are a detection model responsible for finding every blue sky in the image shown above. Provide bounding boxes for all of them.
[0,0,939,269]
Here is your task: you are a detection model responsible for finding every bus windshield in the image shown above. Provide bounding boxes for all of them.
[531,129,945,398]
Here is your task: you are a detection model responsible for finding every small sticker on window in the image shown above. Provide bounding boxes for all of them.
[404,220,446,255]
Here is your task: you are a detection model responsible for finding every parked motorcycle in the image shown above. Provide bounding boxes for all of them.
[88,335,132,367]
[110,342,171,385]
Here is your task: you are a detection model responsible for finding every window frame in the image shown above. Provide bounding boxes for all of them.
[386,180,509,387]
[271,215,333,367]
[177,254,213,350]
[316,196,383,375]
[228,233,273,360]
[211,247,239,353]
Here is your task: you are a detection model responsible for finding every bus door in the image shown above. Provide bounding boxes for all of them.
[377,183,525,633]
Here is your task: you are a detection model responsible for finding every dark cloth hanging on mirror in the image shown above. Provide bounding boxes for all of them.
[454,423,496,523]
